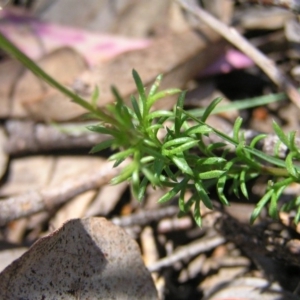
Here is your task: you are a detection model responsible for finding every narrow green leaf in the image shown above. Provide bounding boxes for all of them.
[147,88,181,108]
[109,148,135,161]
[143,139,158,148]
[285,152,298,178]
[288,131,297,152]
[148,74,163,97]
[250,189,274,224]
[165,126,176,139]
[142,167,160,186]
[131,95,143,123]
[158,177,188,203]
[140,145,166,161]
[90,86,100,108]
[216,173,226,191]
[120,105,133,127]
[281,199,293,212]
[112,158,125,168]
[217,176,229,206]
[147,124,164,134]
[206,142,227,152]
[294,201,300,224]
[249,134,267,148]
[175,91,186,135]
[132,69,147,105]
[198,170,225,180]
[240,169,248,199]
[81,112,103,120]
[193,199,202,227]
[182,108,290,170]
[172,156,194,176]
[138,177,149,202]
[140,156,154,164]
[195,182,213,209]
[190,92,288,118]
[163,137,195,150]
[181,194,196,214]
[216,159,235,206]
[163,140,199,156]
[109,88,133,127]
[89,139,114,153]
[230,175,240,198]
[165,165,178,182]
[143,138,161,148]
[273,120,290,147]
[274,139,284,158]
[197,157,226,166]
[87,125,116,135]
[272,177,294,189]
[131,168,140,199]
[153,159,165,179]
[233,117,243,142]
[111,86,124,106]
[147,110,173,120]
[105,104,117,117]
[269,186,285,219]
[178,189,186,212]
[185,125,212,136]
[246,145,288,169]
[111,163,136,185]
[236,142,262,170]
[201,97,223,122]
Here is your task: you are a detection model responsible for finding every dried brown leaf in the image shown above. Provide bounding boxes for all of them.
[11,47,88,120]
[76,29,223,111]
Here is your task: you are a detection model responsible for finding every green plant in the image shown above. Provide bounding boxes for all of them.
[1,32,300,226]
[87,70,300,226]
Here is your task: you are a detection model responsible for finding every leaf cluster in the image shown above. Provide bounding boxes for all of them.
[1,30,299,226]
[88,70,300,226]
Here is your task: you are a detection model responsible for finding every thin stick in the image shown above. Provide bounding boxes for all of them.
[4,120,109,155]
[246,0,300,13]
[111,206,179,227]
[0,161,127,226]
[177,0,300,109]
[147,235,225,272]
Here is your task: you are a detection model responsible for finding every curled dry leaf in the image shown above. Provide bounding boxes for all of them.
[75,29,223,111]
[0,218,158,300]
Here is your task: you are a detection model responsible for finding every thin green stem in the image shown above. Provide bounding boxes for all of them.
[261,166,290,177]
[0,32,118,126]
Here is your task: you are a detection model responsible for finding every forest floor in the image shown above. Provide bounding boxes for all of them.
[0,1,300,299]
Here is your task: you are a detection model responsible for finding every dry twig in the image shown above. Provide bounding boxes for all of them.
[216,213,300,267]
[111,206,179,227]
[147,235,225,272]
[177,0,300,109]
[4,120,108,155]
[0,160,126,225]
